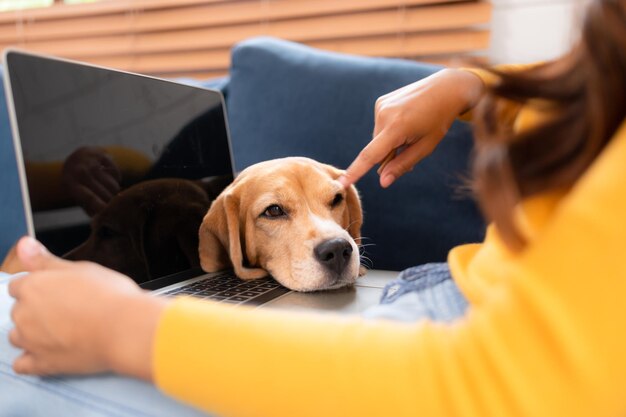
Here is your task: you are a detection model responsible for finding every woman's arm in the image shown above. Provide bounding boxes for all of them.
[339,63,540,189]
[339,68,484,189]
[5,238,168,380]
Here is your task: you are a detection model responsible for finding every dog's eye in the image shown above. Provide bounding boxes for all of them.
[330,193,344,208]
[262,204,286,218]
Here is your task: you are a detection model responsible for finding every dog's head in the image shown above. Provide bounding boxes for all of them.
[199,157,363,291]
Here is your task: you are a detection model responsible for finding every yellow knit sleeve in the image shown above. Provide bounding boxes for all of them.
[103,145,152,185]
[25,146,152,211]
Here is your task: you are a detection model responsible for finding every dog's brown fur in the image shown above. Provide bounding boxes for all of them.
[199,157,363,292]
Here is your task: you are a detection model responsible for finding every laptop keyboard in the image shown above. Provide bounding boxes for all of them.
[162,272,290,306]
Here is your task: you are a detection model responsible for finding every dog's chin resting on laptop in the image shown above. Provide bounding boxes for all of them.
[199,157,364,292]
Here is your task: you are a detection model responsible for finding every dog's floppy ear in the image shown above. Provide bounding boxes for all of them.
[344,183,363,242]
[199,189,267,280]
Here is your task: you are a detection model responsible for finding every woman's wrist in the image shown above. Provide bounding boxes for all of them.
[439,68,485,115]
[103,292,171,382]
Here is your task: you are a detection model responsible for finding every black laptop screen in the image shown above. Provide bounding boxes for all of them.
[6,51,234,284]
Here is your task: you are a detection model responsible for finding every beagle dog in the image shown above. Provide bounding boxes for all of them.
[199,157,364,292]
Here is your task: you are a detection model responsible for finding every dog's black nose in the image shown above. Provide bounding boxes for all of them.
[314,238,353,275]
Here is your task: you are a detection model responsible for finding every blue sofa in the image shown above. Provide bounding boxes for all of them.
[0,37,485,272]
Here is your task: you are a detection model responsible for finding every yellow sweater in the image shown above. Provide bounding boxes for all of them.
[152,70,626,416]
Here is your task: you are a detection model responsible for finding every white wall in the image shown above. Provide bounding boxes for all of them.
[488,0,591,64]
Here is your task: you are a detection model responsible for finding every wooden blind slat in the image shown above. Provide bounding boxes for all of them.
[310,29,490,59]
[84,48,231,74]
[164,54,489,80]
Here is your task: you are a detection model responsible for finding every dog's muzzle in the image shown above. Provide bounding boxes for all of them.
[314,238,353,276]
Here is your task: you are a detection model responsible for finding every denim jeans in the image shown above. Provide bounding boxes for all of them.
[362,263,469,322]
[0,264,467,416]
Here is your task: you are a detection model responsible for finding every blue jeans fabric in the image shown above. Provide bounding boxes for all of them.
[0,264,468,416]
[362,263,468,322]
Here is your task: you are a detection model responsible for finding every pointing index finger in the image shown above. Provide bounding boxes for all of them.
[339,130,395,188]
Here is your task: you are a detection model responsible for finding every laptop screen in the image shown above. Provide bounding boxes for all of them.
[5,50,234,284]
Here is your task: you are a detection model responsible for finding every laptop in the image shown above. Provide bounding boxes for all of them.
[3,49,396,314]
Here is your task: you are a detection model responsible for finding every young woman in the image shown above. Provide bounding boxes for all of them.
[3,0,625,416]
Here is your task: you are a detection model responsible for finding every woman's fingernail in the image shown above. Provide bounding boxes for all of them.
[381,174,395,188]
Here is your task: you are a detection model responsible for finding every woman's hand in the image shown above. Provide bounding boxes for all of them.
[6,237,169,381]
[339,68,484,188]
[61,146,122,217]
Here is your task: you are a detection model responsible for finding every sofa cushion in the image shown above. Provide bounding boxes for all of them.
[0,68,28,260]
[227,37,485,271]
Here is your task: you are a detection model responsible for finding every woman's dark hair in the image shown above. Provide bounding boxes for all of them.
[472,0,626,250]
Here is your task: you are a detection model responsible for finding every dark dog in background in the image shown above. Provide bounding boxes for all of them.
[65,176,230,284]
